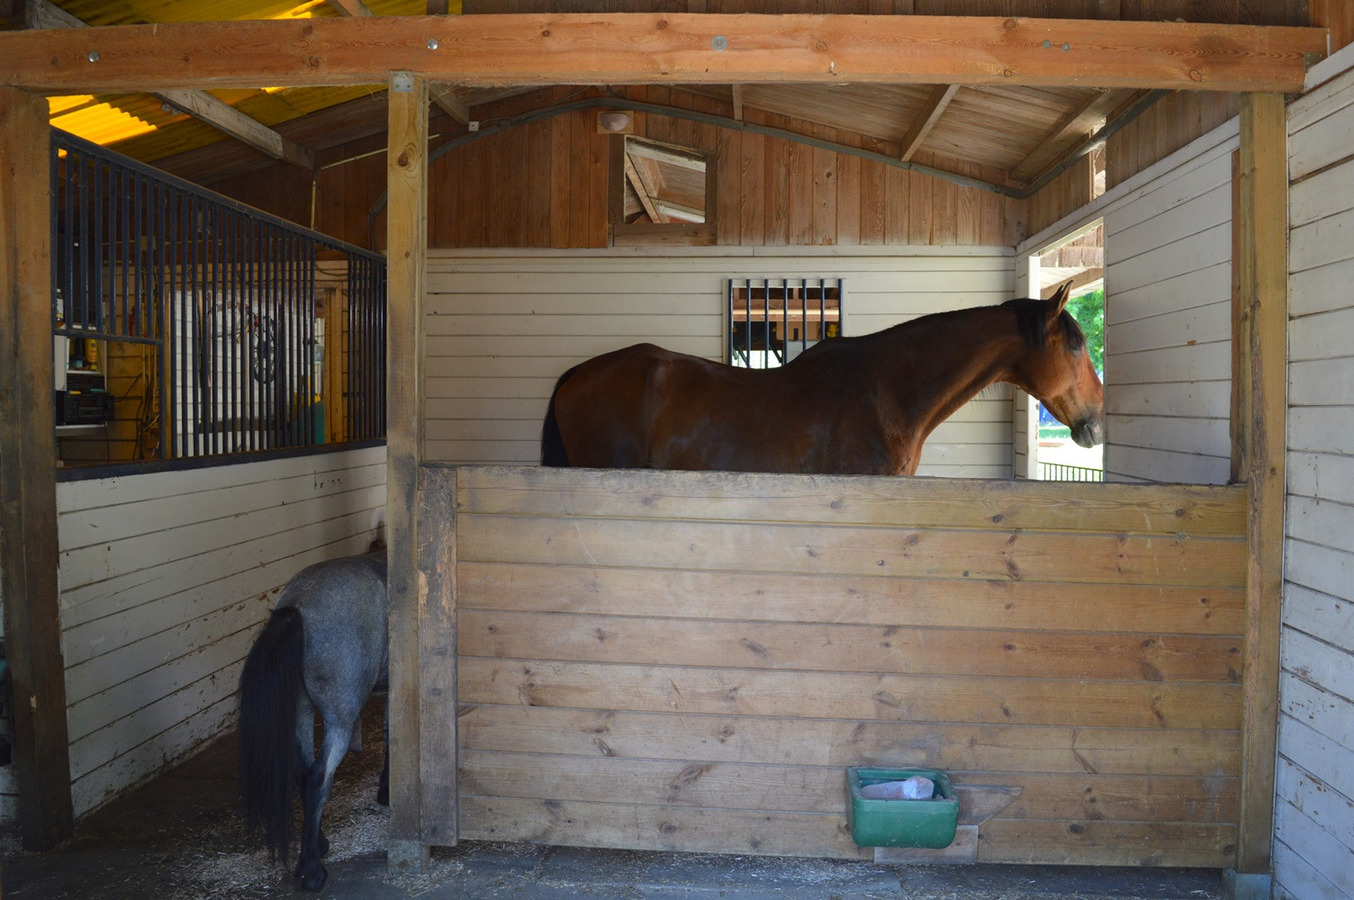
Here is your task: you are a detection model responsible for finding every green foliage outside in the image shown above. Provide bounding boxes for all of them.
[1066,286,1105,374]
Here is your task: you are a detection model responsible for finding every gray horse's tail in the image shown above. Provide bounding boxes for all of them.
[541,365,580,467]
[238,604,304,863]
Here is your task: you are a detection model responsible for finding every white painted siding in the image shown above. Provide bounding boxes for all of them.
[1101,127,1237,484]
[425,247,1016,477]
[1017,122,1239,486]
[1276,46,1354,900]
[53,445,386,817]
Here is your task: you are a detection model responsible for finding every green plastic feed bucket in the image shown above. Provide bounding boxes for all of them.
[845,767,959,849]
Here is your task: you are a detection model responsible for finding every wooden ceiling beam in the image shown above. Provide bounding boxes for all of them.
[899,83,959,162]
[156,89,314,169]
[25,0,314,170]
[0,15,1326,94]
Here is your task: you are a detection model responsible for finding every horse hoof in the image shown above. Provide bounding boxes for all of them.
[298,863,328,891]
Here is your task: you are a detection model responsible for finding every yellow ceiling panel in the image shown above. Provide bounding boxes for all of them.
[41,0,453,158]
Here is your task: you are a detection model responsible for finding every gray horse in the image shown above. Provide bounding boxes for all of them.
[237,551,388,891]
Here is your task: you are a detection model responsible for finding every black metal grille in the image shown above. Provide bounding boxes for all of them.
[727,277,842,369]
[51,128,385,461]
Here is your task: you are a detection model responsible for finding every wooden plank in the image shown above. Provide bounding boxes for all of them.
[459,794,867,859]
[1234,91,1287,876]
[458,750,1236,823]
[460,610,1242,682]
[455,466,1248,536]
[456,515,1246,588]
[0,86,74,851]
[976,819,1236,867]
[0,15,1325,93]
[417,467,458,847]
[459,658,1241,730]
[457,706,1240,778]
[385,73,430,871]
[458,562,1243,634]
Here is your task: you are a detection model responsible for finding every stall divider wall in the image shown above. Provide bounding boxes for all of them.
[45,444,386,818]
[425,464,1247,866]
[1274,43,1354,900]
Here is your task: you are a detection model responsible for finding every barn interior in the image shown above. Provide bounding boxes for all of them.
[2,3,1353,900]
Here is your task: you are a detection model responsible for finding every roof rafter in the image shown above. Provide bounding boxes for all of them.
[899,83,959,162]
[0,14,1326,94]
[326,0,375,16]
[25,0,314,169]
[1009,88,1130,186]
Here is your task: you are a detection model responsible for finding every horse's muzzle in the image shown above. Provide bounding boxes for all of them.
[1071,418,1105,448]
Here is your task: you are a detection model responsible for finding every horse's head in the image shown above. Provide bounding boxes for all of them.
[1007,281,1105,449]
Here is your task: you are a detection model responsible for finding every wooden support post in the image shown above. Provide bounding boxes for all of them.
[0,86,74,851]
[1234,91,1287,878]
[385,71,431,873]
[416,465,457,847]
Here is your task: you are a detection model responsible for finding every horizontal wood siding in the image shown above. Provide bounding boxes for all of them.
[54,445,386,816]
[449,465,1246,865]
[1102,123,1238,484]
[425,247,1014,477]
[1276,46,1354,900]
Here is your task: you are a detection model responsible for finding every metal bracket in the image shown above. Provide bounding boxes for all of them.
[391,71,415,93]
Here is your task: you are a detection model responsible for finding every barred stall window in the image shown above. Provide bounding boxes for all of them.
[727,278,843,369]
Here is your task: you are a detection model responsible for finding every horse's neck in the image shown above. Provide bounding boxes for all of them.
[874,307,1020,440]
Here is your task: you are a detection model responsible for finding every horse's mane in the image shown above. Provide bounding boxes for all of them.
[1002,297,1086,353]
[787,297,1085,368]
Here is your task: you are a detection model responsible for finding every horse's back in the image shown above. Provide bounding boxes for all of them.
[279,553,388,702]
[548,342,877,472]
[550,343,698,468]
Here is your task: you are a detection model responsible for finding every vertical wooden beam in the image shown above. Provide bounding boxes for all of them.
[0,86,74,851]
[385,71,429,874]
[1234,91,1287,878]
[416,465,457,847]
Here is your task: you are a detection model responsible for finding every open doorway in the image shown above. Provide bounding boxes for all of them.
[1028,221,1105,481]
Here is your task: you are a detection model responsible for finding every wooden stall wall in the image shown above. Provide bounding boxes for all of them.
[429,88,1018,251]
[204,87,1018,253]
[424,247,1017,476]
[54,445,386,815]
[447,465,1246,866]
[1275,46,1354,900]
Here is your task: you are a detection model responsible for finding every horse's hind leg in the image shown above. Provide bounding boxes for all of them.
[295,717,352,891]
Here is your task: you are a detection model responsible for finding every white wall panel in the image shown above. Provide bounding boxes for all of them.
[1101,142,1235,484]
[423,247,1015,477]
[51,445,387,817]
[1276,46,1354,900]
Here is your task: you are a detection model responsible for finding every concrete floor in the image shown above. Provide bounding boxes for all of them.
[1,700,1228,899]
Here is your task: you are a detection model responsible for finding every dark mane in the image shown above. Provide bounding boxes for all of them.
[1002,297,1085,353]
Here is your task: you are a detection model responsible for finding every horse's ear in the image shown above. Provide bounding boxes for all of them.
[1048,279,1074,316]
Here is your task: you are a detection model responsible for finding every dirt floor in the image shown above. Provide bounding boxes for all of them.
[1,699,1229,899]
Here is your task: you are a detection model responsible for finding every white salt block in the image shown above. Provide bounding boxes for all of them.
[861,775,935,800]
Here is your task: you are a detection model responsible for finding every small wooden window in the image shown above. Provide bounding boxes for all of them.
[727,278,843,369]
[610,135,715,246]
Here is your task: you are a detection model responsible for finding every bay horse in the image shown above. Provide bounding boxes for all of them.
[237,551,388,892]
[541,281,1103,475]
